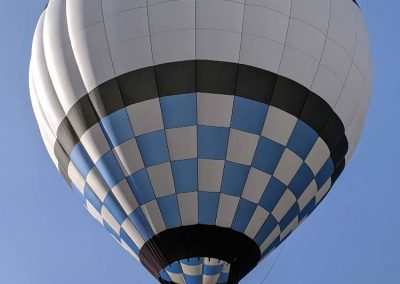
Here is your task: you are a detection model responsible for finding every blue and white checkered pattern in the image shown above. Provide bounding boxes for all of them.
[66,92,334,280]
[159,258,230,284]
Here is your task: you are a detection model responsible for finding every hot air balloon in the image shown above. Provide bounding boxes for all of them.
[29,0,372,283]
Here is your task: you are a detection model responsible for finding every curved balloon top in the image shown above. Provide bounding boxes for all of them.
[29,0,372,283]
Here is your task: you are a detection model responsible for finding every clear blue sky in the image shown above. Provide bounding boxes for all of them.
[0,1,398,283]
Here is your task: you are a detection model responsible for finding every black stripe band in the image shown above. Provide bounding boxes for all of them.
[54,60,347,185]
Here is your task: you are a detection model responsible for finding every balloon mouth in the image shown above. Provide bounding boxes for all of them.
[159,257,231,284]
[139,225,260,284]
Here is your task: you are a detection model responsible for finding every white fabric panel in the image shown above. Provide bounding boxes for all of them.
[203,275,220,284]
[30,13,65,133]
[242,168,271,204]
[320,39,352,83]
[334,88,358,128]
[239,33,284,73]
[305,138,330,176]
[196,29,241,62]
[127,98,164,136]
[273,149,302,186]
[80,124,111,163]
[246,0,291,16]
[166,126,197,161]
[197,93,233,127]
[291,0,329,34]
[226,129,259,166]
[43,0,88,113]
[297,180,317,211]
[121,218,146,249]
[149,0,194,34]
[68,163,86,194]
[104,7,152,76]
[112,180,139,215]
[345,64,365,105]
[271,189,296,222]
[105,7,148,45]
[181,262,203,276]
[243,5,289,44]
[147,162,175,198]
[312,64,344,108]
[196,0,243,63]
[286,19,325,61]
[331,0,359,29]
[102,0,146,19]
[279,46,319,89]
[167,272,185,284]
[66,0,115,92]
[262,106,297,146]
[260,225,280,253]
[198,159,224,192]
[113,139,145,176]
[29,77,58,167]
[152,29,195,65]
[196,0,244,32]
[141,200,166,234]
[177,192,198,226]
[245,206,269,239]
[86,168,110,202]
[327,13,356,57]
[216,194,240,228]
[101,206,121,233]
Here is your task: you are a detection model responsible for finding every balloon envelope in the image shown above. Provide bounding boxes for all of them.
[29,0,372,283]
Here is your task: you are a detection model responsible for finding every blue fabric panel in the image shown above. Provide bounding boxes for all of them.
[84,184,103,212]
[159,270,172,282]
[204,263,224,275]
[287,120,318,160]
[180,258,202,266]
[127,169,155,205]
[95,151,124,188]
[70,143,94,178]
[255,215,278,245]
[231,97,268,134]
[103,192,127,225]
[119,228,140,255]
[221,161,250,197]
[158,195,182,229]
[166,262,183,273]
[279,203,300,230]
[198,126,229,160]
[103,221,120,241]
[136,130,169,167]
[315,158,334,188]
[259,177,286,212]
[231,199,257,232]
[289,163,314,198]
[128,208,154,241]
[101,108,134,147]
[185,275,202,284]
[199,192,220,225]
[299,197,316,222]
[160,93,197,128]
[252,137,284,174]
[171,159,197,193]
[218,272,229,283]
